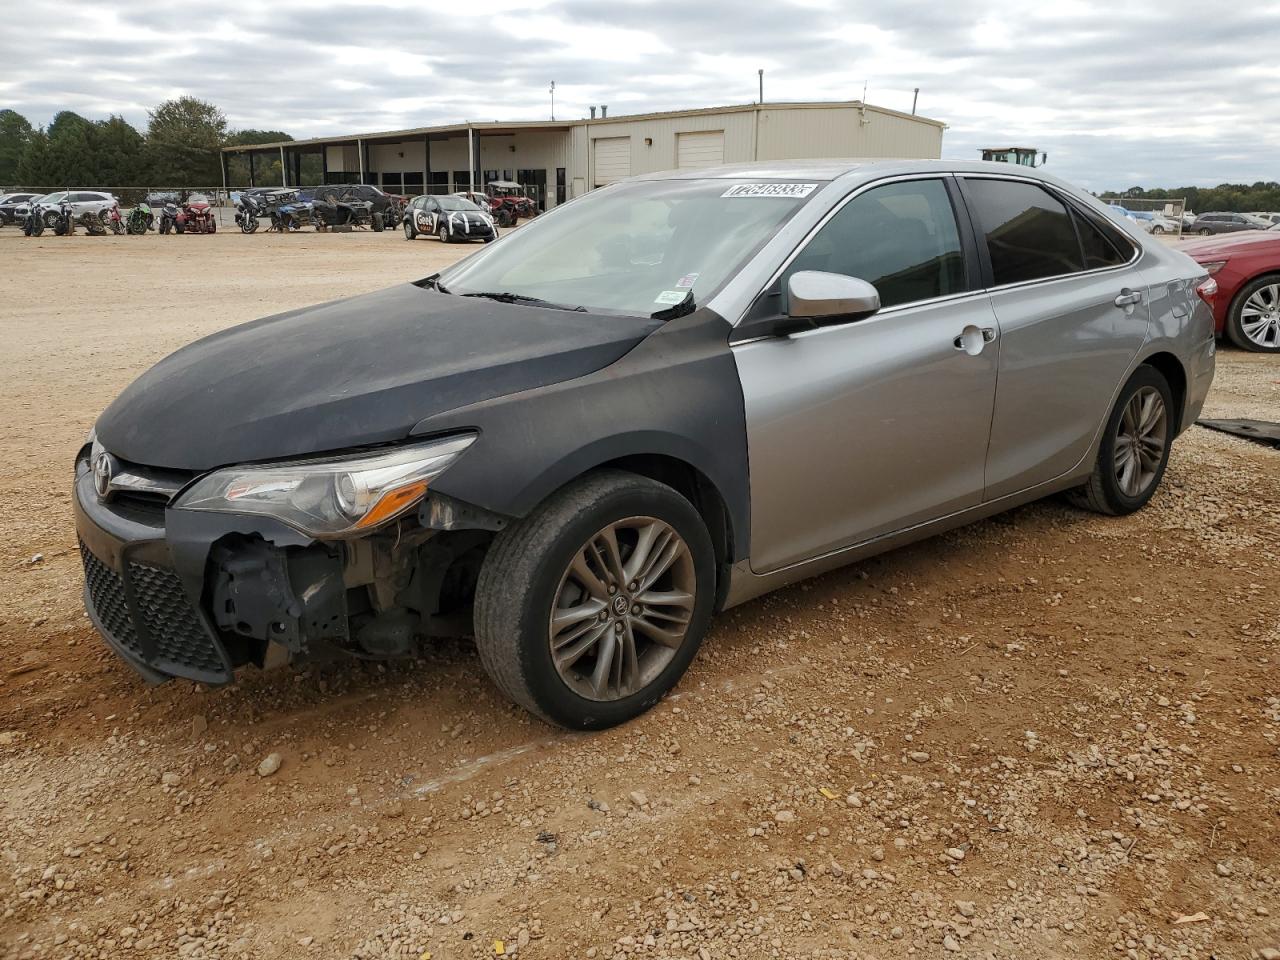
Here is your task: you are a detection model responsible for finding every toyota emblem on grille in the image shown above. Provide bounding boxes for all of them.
[92,452,115,500]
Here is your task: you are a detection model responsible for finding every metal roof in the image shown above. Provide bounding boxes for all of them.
[220,100,945,154]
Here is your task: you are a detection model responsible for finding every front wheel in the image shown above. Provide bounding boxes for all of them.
[1225,275,1280,353]
[474,470,716,729]
[1067,365,1173,516]
[438,223,451,243]
[404,219,416,240]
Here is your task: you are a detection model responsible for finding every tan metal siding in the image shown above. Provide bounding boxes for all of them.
[677,130,725,168]
[754,106,943,161]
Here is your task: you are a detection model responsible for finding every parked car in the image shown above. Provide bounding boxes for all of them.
[1185,212,1271,236]
[76,160,1215,728]
[0,192,40,225]
[14,190,118,228]
[403,194,497,242]
[1108,204,1178,235]
[1250,212,1280,225]
[1181,229,1280,352]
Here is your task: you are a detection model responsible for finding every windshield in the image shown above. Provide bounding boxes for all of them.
[438,196,480,212]
[438,178,819,315]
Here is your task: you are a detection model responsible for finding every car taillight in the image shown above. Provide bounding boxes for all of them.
[1195,277,1218,304]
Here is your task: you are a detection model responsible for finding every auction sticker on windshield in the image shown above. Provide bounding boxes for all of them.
[654,290,689,305]
[721,183,817,199]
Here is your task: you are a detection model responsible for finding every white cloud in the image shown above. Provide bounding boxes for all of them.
[2,0,1278,188]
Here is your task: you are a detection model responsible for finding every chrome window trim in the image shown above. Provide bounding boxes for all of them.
[724,169,1148,328]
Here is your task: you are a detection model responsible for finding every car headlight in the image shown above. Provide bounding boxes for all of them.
[1200,260,1227,276]
[175,434,476,538]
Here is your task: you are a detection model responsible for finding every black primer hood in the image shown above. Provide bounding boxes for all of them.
[96,283,661,471]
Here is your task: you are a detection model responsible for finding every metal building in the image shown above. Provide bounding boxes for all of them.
[220,100,945,210]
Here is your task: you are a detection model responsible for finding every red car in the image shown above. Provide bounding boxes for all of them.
[1181,227,1280,352]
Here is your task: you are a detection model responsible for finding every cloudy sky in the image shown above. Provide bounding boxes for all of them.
[3,0,1277,190]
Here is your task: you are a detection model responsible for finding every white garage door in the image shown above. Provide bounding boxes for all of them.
[593,137,631,186]
[677,130,725,169]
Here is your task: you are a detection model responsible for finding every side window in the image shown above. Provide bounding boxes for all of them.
[1072,207,1133,269]
[782,179,966,310]
[964,179,1082,285]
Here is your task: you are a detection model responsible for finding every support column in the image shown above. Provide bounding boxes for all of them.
[358,139,365,184]
[467,125,475,193]
[423,135,430,195]
[279,145,287,186]
[249,151,256,187]
[219,151,228,199]
[322,145,329,182]
[293,151,302,186]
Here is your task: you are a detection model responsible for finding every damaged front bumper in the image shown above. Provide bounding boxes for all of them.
[74,450,350,685]
[75,451,507,690]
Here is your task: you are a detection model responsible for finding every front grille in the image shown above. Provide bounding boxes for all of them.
[128,563,226,677]
[80,543,144,659]
[79,541,231,683]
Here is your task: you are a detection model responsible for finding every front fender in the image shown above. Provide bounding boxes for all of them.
[415,308,752,562]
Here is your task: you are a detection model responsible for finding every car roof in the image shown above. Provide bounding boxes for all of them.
[629,158,1086,191]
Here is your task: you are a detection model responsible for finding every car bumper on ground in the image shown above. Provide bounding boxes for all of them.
[73,449,347,686]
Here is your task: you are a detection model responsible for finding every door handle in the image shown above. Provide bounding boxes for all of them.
[1114,290,1143,308]
[953,326,996,354]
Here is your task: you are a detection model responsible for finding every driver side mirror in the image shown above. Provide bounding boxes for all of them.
[769,271,881,337]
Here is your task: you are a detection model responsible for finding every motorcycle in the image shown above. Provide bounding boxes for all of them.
[127,202,154,234]
[25,197,74,237]
[104,203,125,235]
[157,200,181,235]
[177,194,217,234]
[233,192,260,233]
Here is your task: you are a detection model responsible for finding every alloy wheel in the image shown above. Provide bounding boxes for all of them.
[1114,386,1167,498]
[1240,283,1280,348]
[548,516,696,701]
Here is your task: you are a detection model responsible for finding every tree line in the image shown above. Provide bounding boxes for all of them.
[0,97,317,190]
[1113,183,1280,214]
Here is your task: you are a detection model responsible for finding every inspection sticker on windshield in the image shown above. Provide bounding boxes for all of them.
[676,272,699,288]
[654,290,688,305]
[722,182,817,199]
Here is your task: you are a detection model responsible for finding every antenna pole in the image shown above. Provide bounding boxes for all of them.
[912,87,919,114]
[550,80,556,121]
[758,69,763,104]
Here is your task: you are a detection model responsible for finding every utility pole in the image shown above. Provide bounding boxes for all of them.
[550,80,556,121]
[912,87,919,115]
[758,69,764,104]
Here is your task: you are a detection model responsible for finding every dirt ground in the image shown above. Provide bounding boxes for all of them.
[1,227,1278,960]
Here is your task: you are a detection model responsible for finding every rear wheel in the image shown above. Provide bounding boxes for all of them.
[1198,228,1212,236]
[1225,275,1280,353]
[1067,365,1173,516]
[474,471,716,729]
[207,218,216,234]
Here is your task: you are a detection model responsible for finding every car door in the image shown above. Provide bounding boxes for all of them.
[959,176,1152,500]
[732,176,1000,573]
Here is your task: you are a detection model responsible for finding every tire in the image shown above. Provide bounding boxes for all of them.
[1225,274,1280,353]
[372,215,385,232]
[208,218,216,234]
[404,219,416,240]
[474,470,717,729]
[1066,365,1174,516]
[438,223,452,243]
[1198,228,1212,236]
[175,221,185,234]
[1152,226,1165,235]
[43,210,59,229]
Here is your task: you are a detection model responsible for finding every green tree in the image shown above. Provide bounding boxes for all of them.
[93,116,148,186]
[146,96,227,184]
[0,108,33,185]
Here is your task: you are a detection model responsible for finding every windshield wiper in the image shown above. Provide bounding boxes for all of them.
[461,291,587,312]
[418,274,451,294]
[650,290,696,322]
